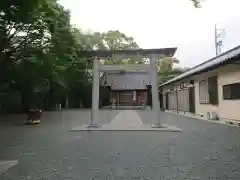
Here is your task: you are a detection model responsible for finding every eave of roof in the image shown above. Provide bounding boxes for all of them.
[78,48,177,58]
[159,45,240,87]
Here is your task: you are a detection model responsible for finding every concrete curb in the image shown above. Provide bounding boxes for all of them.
[69,124,182,132]
[165,110,240,128]
[0,160,18,176]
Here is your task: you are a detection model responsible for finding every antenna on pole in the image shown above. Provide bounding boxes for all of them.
[215,24,226,56]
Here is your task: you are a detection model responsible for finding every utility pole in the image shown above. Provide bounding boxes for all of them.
[214,24,218,56]
[215,24,226,56]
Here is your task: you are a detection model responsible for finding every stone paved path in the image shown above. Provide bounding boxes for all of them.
[0,109,240,180]
[110,110,142,126]
[0,161,18,176]
[70,110,181,131]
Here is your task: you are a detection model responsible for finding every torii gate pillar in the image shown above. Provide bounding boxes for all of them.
[150,55,161,125]
[89,57,100,127]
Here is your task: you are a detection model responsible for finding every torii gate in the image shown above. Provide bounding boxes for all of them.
[79,48,177,128]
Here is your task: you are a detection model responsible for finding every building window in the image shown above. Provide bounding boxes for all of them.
[199,80,209,104]
[223,83,240,100]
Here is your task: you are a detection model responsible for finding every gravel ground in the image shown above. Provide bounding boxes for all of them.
[0,109,240,180]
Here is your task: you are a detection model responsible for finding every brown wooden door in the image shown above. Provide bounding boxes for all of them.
[165,92,169,110]
[208,76,219,105]
[119,91,133,106]
[189,87,195,113]
[159,91,163,109]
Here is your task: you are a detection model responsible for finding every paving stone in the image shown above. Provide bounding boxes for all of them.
[0,109,239,180]
[0,161,18,176]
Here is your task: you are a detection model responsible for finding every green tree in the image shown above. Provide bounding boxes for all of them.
[102,30,144,64]
[0,0,54,71]
[0,0,92,112]
[158,57,180,73]
[0,0,55,111]
[36,3,91,109]
[191,0,201,8]
[101,30,138,50]
[84,30,144,65]
[158,57,189,84]
[0,0,200,113]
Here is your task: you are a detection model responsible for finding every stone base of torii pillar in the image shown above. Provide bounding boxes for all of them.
[70,109,181,131]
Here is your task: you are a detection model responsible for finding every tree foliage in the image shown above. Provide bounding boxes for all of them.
[0,0,193,112]
[0,0,91,112]
[84,30,144,65]
[158,57,189,84]
[191,0,201,8]
[0,0,147,112]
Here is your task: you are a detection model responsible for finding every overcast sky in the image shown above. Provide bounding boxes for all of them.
[59,0,240,68]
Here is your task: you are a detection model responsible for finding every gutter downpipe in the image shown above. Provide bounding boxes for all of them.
[176,87,179,114]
